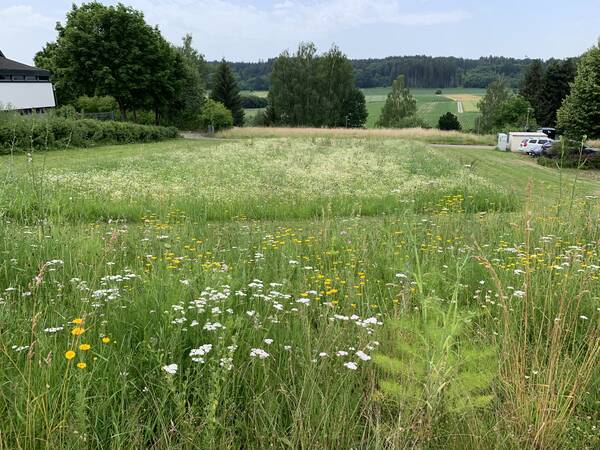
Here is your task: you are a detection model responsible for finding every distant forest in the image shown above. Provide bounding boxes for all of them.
[208,56,554,90]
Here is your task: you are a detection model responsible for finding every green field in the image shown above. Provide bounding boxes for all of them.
[241,87,485,129]
[1,137,598,448]
[363,87,485,129]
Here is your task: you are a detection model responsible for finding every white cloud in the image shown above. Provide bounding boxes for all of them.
[1,1,469,62]
[0,5,57,64]
[0,5,55,31]
[127,0,469,59]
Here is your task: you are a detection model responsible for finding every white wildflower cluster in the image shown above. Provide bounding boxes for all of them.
[100,270,138,284]
[250,348,269,359]
[12,345,30,352]
[189,344,212,363]
[44,326,64,333]
[204,322,225,331]
[162,363,178,375]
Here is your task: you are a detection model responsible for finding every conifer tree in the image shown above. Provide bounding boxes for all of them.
[520,60,545,123]
[539,59,576,127]
[210,60,244,127]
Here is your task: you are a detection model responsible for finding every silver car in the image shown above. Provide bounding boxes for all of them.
[519,138,553,156]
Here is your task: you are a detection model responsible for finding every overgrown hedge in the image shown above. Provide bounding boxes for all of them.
[0,116,178,153]
[537,140,600,170]
[538,155,600,170]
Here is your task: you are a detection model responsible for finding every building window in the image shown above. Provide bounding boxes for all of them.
[25,76,36,81]
[12,75,24,81]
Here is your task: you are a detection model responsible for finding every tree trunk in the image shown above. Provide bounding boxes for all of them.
[118,101,127,121]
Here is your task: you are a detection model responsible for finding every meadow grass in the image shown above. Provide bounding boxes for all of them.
[216,127,495,145]
[0,137,598,449]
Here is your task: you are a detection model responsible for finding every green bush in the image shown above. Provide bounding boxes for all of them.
[537,140,600,170]
[200,99,233,132]
[438,112,462,131]
[0,116,178,153]
[74,95,119,114]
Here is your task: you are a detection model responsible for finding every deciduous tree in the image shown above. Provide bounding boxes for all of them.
[35,2,181,121]
[375,75,417,128]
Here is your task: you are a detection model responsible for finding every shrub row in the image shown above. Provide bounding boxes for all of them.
[0,116,178,153]
[538,155,600,170]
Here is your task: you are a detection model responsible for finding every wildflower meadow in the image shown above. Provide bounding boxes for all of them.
[0,137,598,448]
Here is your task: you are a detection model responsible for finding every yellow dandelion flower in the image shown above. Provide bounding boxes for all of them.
[65,350,76,360]
[72,318,84,325]
[76,362,87,369]
[71,327,85,336]
[79,344,91,351]
[102,336,110,344]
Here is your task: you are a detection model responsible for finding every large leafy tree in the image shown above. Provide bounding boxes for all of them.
[342,88,368,128]
[557,41,600,139]
[268,42,366,127]
[35,2,182,121]
[478,78,533,132]
[478,78,510,132]
[172,34,207,129]
[210,60,244,126]
[375,75,417,128]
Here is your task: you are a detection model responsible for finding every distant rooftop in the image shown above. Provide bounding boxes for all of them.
[0,50,50,78]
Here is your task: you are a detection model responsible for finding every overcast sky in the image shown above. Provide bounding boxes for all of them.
[1,0,599,65]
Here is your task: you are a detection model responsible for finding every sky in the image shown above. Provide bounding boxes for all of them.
[1,0,599,65]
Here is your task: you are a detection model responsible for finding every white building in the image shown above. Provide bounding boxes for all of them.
[0,50,56,113]
[507,132,549,152]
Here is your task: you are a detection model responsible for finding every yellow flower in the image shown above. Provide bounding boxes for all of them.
[71,327,85,336]
[102,336,110,344]
[72,318,84,325]
[76,362,87,369]
[65,350,76,360]
[79,344,91,351]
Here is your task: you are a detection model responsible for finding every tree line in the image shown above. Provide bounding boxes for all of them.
[475,40,600,141]
[212,56,543,91]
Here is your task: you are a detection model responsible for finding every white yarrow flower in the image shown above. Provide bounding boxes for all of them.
[250,348,269,359]
[162,363,178,375]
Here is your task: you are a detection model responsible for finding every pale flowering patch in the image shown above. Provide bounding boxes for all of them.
[162,363,178,375]
[250,348,269,359]
[190,344,213,363]
[356,350,371,361]
[44,326,64,333]
[343,361,358,370]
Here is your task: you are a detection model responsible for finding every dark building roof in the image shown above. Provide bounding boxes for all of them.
[0,51,50,77]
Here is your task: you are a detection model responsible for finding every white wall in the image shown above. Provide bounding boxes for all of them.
[0,82,56,110]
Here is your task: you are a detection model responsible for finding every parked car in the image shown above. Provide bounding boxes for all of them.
[519,137,553,156]
[537,127,556,140]
[541,141,599,158]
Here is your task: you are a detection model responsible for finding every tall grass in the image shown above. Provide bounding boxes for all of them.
[0,136,598,448]
[216,126,496,145]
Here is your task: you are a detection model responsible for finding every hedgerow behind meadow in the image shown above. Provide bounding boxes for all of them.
[0,114,178,153]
